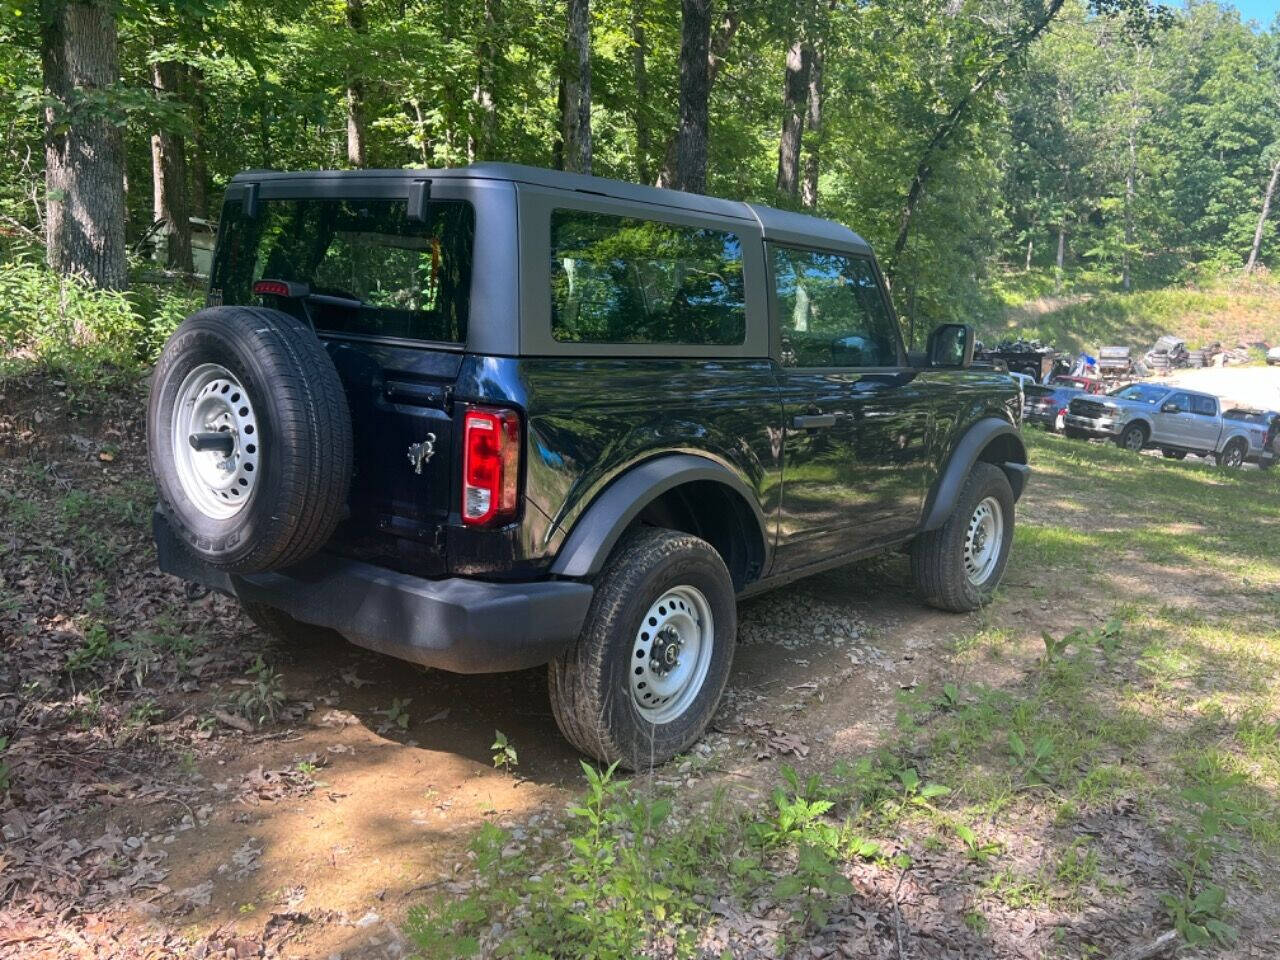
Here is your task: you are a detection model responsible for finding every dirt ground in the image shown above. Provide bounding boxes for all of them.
[1,371,1276,959]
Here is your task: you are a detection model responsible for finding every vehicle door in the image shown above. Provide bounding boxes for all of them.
[1186,394,1222,450]
[769,244,933,573]
[1151,391,1192,447]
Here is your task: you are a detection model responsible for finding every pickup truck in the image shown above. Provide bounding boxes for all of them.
[1064,384,1258,467]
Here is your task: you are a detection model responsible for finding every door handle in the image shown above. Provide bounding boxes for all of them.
[793,413,837,430]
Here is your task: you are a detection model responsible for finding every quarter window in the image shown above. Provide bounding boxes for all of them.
[770,245,899,367]
[549,209,746,345]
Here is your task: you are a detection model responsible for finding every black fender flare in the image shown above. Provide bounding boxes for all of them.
[549,453,770,579]
[922,418,1029,532]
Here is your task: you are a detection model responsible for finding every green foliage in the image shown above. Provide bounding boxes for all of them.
[490,729,517,773]
[230,656,285,726]
[0,257,199,385]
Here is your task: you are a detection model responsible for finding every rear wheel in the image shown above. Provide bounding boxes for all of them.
[548,528,736,770]
[910,463,1015,613]
[1117,423,1147,453]
[1217,440,1247,469]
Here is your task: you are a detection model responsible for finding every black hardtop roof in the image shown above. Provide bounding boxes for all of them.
[228,162,872,254]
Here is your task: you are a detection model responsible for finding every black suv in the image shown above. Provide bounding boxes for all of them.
[148,164,1028,768]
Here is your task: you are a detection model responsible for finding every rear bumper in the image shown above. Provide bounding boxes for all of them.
[154,512,593,674]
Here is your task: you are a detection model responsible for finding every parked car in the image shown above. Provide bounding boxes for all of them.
[136,216,219,276]
[1048,375,1106,395]
[1023,384,1083,432]
[1222,408,1279,469]
[1064,383,1256,466]
[1267,345,1280,366]
[146,163,1029,769]
[1098,345,1132,379]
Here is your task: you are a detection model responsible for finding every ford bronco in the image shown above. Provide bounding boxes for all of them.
[147,164,1028,769]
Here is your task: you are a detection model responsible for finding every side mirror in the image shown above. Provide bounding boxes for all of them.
[927,324,975,368]
[1161,402,1179,413]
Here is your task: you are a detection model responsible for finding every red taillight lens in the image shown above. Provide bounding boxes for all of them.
[461,407,521,526]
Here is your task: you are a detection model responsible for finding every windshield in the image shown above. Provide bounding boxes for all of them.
[1109,383,1169,405]
[210,197,475,344]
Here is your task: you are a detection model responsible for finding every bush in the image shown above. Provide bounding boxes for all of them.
[0,256,201,386]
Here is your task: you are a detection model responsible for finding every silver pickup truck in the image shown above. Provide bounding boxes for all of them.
[1064,383,1265,467]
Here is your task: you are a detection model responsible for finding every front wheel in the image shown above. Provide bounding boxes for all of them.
[910,463,1015,613]
[548,528,736,770]
[1116,423,1147,453]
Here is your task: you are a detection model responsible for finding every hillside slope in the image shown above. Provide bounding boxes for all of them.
[985,276,1280,357]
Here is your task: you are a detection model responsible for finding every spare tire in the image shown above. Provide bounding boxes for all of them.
[147,306,353,573]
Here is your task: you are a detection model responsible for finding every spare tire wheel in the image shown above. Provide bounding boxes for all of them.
[147,306,353,573]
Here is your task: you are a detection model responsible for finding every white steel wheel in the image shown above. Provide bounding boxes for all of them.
[630,585,714,725]
[963,496,1004,586]
[170,363,260,520]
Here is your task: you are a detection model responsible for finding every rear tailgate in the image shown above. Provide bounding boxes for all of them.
[326,341,459,576]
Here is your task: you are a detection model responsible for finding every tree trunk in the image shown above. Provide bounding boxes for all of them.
[889,0,1067,274]
[801,42,823,209]
[661,0,712,193]
[345,0,367,167]
[1122,112,1137,291]
[469,0,499,161]
[560,0,592,174]
[188,65,210,218]
[631,0,652,183]
[1246,155,1280,274]
[151,60,193,273]
[775,40,810,198]
[41,0,127,290]
[656,4,738,191]
[1025,236,1033,272]
[1055,223,1066,294]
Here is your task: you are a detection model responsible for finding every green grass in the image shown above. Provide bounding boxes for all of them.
[405,429,1280,956]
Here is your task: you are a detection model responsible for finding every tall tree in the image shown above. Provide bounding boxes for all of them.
[630,0,652,183]
[1246,153,1280,273]
[775,38,811,198]
[469,0,499,161]
[801,40,823,209]
[661,0,712,192]
[345,0,367,167]
[561,0,592,174]
[150,58,192,272]
[40,0,127,289]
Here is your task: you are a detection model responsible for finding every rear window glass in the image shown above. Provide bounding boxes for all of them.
[211,197,474,344]
[549,209,746,345]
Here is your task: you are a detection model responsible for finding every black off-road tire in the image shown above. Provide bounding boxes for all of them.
[1116,422,1148,453]
[240,600,343,645]
[1162,448,1187,460]
[1216,439,1247,470]
[148,307,353,573]
[910,463,1015,613]
[548,528,736,770]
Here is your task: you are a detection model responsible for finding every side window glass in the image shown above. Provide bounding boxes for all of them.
[549,209,745,345]
[1165,392,1189,413]
[1190,395,1216,417]
[770,245,898,368]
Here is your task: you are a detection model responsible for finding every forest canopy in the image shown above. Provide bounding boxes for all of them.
[1,0,1278,349]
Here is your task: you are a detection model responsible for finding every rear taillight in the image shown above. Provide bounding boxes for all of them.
[461,407,521,526]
